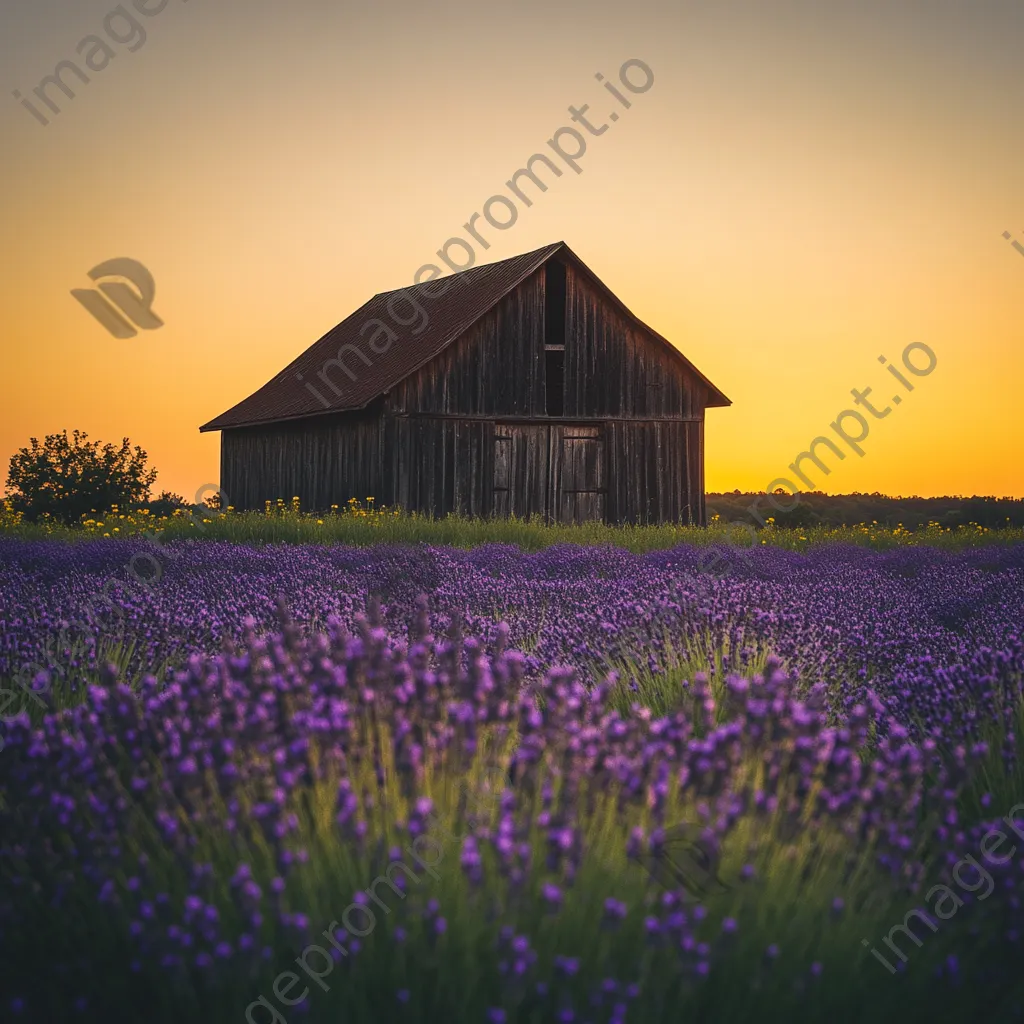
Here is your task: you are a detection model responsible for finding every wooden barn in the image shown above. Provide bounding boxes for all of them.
[199,242,730,525]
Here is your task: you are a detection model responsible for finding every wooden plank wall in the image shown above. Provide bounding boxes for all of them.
[604,420,699,524]
[563,262,703,419]
[492,424,549,519]
[491,423,605,524]
[221,410,382,511]
[223,413,704,523]
[388,270,546,417]
[556,425,605,524]
[688,419,706,525]
[384,417,494,517]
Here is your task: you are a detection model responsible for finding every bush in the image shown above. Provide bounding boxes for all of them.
[5,429,158,523]
[139,490,188,518]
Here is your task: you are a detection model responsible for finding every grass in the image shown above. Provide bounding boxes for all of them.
[3,495,1023,552]
[5,661,1022,1024]
[598,625,779,720]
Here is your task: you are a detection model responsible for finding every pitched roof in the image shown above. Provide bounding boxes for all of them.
[199,241,730,432]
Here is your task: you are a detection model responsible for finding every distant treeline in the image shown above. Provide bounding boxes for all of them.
[706,491,1024,529]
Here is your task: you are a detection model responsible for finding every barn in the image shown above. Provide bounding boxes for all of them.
[199,241,730,525]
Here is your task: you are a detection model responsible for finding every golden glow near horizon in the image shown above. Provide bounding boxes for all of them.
[1,0,1021,500]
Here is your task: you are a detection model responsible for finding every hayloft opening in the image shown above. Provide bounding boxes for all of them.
[545,348,565,416]
[545,259,566,416]
[545,259,566,348]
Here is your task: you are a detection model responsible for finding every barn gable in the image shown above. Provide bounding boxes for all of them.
[200,242,728,433]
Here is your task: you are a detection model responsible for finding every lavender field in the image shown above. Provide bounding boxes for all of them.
[2,537,1023,1023]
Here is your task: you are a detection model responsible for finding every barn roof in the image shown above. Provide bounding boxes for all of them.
[199,241,730,432]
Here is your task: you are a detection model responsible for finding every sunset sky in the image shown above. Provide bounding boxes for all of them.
[2,0,1022,501]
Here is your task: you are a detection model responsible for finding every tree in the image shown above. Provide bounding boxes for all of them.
[5,430,158,523]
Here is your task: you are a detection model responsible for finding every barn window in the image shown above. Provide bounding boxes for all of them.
[545,260,566,348]
[545,259,566,415]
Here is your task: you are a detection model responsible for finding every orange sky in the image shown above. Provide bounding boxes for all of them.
[2,0,1022,501]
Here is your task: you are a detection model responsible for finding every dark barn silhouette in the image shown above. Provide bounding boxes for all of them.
[200,242,730,525]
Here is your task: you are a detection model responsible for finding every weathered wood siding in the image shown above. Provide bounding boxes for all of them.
[388,271,546,417]
[554,425,605,524]
[221,408,382,511]
[489,422,607,523]
[383,417,494,517]
[605,420,703,525]
[689,419,705,525]
[389,262,710,423]
[492,424,548,519]
[563,262,706,419]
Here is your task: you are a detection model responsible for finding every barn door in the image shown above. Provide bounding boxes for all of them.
[493,430,512,517]
[493,424,605,523]
[553,425,605,524]
[492,425,550,520]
